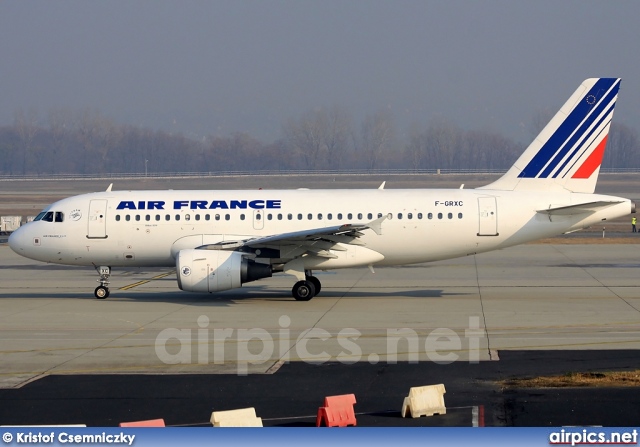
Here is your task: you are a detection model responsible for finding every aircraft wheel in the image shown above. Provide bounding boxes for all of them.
[95,286,110,299]
[306,275,321,295]
[292,280,316,301]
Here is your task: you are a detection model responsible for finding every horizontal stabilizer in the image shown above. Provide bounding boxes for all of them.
[536,201,623,216]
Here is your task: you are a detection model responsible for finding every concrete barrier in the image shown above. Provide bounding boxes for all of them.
[210,407,263,427]
[119,419,165,427]
[401,384,446,418]
[316,394,357,427]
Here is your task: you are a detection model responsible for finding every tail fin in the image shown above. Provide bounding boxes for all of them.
[479,78,621,193]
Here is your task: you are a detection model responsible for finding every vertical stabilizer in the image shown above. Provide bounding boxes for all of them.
[479,78,620,193]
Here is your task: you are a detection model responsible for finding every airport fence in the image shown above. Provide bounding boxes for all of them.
[1,167,640,181]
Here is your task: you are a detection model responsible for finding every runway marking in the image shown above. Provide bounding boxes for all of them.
[119,271,175,290]
[471,405,485,427]
[266,359,285,374]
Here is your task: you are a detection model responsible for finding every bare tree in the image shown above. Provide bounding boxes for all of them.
[323,106,353,169]
[283,106,353,169]
[604,122,640,168]
[14,108,39,174]
[359,109,396,170]
[48,108,74,174]
[405,123,426,170]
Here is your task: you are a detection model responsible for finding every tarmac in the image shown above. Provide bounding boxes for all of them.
[1,241,640,426]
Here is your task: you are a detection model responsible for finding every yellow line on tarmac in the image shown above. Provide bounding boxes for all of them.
[119,271,175,290]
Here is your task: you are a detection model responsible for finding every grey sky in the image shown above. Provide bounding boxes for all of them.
[1,1,639,143]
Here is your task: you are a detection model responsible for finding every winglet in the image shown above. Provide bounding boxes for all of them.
[106,183,113,192]
[378,181,386,190]
[366,215,387,236]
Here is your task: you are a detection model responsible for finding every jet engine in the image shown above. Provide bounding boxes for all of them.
[176,249,272,293]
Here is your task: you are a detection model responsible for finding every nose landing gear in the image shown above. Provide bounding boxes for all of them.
[94,265,111,299]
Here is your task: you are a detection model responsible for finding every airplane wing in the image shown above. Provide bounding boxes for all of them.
[196,216,387,259]
[536,201,624,216]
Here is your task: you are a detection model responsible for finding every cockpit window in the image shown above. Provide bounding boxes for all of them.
[38,211,63,222]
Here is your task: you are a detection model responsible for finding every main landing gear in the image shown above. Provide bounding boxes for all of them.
[94,265,111,299]
[291,271,322,301]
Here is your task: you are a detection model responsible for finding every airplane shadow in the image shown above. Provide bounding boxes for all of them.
[0,287,467,306]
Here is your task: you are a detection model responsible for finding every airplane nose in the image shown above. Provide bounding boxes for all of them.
[8,226,27,255]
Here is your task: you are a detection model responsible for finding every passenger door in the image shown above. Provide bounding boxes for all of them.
[87,199,108,239]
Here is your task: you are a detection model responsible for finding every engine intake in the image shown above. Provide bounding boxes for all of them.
[176,249,272,293]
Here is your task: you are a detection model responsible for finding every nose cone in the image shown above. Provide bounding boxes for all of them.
[8,226,28,256]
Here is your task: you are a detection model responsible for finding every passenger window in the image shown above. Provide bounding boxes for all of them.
[458,213,463,219]
[398,213,403,220]
[338,213,343,220]
[318,213,323,220]
[378,213,383,218]
[155,215,160,221]
[448,213,453,219]
[347,213,353,220]
[126,215,131,222]
[135,215,140,221]
[367,213,373,220]
[278,214,283,220]
[205,214,210,221]
[288,213,293,220]
[175,214,181,221]
[428,213,433,219]
[185,214,191,221]
[256,214,262,221]
[215,214,220,221]
[328,213,333,220]
[116,215,121,222]
[418,213,423,219]
[267,214,273,220]
[408,213,413,220]
[357,213,362,220]
[146,215,151,221]
[165,214,170,221]
[240,214,245,221]
[225,214,230,221]
[195,215,200,221]
[297,213,303,220]
[438,213,443,219]
[308,213,312,220]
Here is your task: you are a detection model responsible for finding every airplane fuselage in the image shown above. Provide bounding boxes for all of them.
[9,188,631,269]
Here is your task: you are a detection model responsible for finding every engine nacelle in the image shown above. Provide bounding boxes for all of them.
[176,249,272,293]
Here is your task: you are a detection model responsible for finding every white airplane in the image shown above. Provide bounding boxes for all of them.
[8,78,634,301]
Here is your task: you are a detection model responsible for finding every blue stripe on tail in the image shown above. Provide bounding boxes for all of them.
[518,78,619,179]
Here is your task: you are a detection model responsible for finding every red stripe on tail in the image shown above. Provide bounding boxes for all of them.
[572,135,608,179]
